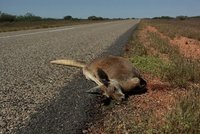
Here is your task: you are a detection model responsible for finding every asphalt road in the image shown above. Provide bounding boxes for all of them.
[0,20,139,134]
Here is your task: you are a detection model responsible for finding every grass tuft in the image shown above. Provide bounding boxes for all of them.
[165,56,200,88]
[162,87,200,133]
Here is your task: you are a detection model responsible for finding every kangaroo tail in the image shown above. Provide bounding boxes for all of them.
[50,59,86,68]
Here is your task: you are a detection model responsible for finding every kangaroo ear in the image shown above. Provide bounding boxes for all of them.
[97,68,110,87]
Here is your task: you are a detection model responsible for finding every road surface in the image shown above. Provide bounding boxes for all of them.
[0,20,139,134]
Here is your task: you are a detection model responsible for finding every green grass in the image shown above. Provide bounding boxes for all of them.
[131,55,170,78]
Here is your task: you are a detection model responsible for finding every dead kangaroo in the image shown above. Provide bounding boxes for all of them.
[50,55,146,101]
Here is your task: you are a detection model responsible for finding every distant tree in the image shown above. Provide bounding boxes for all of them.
[0,12,16,22]
[88,16,105,20]
[190,16,200,19]
[43,17,57,21]
[24,12,42,21]
[152,17,159,19]
[104,18,110,20]
[176,16,188,20]
[112,18,124,20]
[88,16,97,20]
[72,18,81,20]
[16,12,42,21]
[153,16,174,19]
[64,15,73,20]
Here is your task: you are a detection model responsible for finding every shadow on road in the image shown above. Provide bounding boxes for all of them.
[16,74,101,134]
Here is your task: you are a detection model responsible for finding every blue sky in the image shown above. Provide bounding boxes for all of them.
[0,0,199,18]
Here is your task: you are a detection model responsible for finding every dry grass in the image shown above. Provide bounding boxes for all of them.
[146,19,200,41]
[162,86,200,134]
[0,20,108,32]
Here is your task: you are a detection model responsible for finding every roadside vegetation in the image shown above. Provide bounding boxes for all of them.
[127,19,200,133]
[149,18,200,41]
[0,12,126,32]
[86,18,200,133]
[0,19,103,32]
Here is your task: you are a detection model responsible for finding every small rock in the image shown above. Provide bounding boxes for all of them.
[0,120,6,127]
[82,129,88,133]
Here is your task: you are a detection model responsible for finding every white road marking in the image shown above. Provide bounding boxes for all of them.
[0,27,74,39]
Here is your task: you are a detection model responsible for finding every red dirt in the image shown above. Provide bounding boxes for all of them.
[146,26,166,39]
[146,26,200,60]
[146,26,158,33]
[170,37,200,59]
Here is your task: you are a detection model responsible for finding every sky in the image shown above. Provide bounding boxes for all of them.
[0,0,199,19]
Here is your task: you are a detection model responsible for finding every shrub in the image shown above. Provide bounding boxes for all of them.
[0,12,16,22]
[63,15,73,20]
[88,16,104,20]
[16,13,42,21]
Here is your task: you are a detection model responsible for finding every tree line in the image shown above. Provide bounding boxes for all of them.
[0,12,43,22]
[1,11,199,22]
[152,16,200,20]
[0,11,131,22]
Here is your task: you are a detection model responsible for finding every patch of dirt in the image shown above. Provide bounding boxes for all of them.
[146,26,158,33]
[146,26,166,39]
[134,74,186,122]
[170,36,200,59]
[145,26,200,60]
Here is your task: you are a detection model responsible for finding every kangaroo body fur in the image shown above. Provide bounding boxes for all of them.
[50,55,146,101]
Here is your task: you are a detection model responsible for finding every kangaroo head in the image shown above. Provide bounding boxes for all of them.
[86,68,125,101]
[89,68,125,101]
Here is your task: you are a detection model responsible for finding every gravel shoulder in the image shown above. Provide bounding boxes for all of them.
[0,20,139,133]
